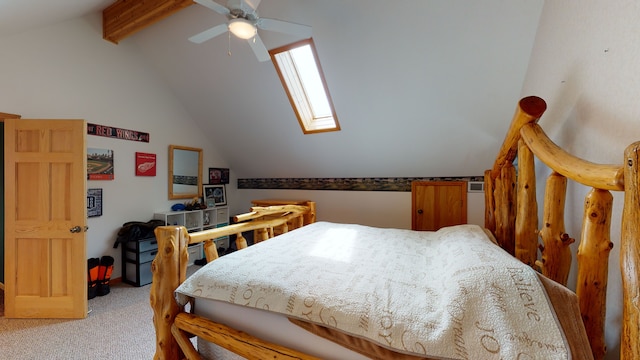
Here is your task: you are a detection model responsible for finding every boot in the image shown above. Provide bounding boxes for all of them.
[97,256,114,296]
[87,258,100,300]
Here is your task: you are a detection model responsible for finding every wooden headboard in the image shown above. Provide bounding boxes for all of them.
[484,96,639,359]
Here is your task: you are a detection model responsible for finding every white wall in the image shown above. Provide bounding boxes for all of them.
[229,188,485,230]
[0,14,229,278]
[521,1,640,357]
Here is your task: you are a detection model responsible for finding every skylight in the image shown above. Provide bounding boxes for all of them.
[270,38,340,134]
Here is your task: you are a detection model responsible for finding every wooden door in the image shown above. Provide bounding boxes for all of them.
[0,113,20,287]
[412,181,467,231]
[4,119,87,318]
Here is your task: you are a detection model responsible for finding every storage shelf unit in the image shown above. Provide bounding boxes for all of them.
[154,207,229,253]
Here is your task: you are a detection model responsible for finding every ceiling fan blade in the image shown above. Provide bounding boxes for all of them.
[247,34,270,62]
[194,0,230,16]
[257,18,312,38]
[188,24,228,43]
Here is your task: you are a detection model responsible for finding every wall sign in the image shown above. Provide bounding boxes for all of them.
[135,152,156,176]
[87,188,103,217]
[87,123,150,143]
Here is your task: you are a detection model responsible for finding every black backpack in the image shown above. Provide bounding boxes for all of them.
[113,219,166,248]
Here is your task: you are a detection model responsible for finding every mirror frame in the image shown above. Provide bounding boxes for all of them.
[168,145,203,200]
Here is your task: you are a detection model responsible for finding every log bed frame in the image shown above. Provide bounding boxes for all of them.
[151,96,640,359]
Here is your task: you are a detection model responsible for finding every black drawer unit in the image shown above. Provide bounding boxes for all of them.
[122,236,158,287]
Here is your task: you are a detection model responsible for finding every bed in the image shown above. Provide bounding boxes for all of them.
[150,96,640,359]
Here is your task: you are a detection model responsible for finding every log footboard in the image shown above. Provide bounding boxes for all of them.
[150,202,316,360]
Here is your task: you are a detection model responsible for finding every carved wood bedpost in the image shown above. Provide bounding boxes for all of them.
[576,188,613,360]
[487,96,546,246]
[151,226,189,360]
[494,164,517,255]
[304,201,317,225]
[621,142,640,360]
[538,171,574,285]
[484,169,496,233]
[516,138,539,267]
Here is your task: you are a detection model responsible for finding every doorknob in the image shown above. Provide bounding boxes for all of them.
[70,226,82,233]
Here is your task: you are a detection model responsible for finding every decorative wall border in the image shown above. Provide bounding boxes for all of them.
[238,176,483,192]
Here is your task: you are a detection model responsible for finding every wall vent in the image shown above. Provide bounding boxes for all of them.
[467,181,484,193]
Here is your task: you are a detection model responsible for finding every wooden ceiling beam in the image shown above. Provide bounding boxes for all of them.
[103,0,195,44]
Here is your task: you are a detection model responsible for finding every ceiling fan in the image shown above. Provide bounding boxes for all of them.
[189,0,312,62]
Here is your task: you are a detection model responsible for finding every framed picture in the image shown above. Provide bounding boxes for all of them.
[208,168,230,184]
[87,188,103,217]
[87,148,114,180]
[203,184,226,207]
[135,152,156,176]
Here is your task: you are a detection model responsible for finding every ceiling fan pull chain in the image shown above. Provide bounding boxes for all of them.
[228,31,232,56]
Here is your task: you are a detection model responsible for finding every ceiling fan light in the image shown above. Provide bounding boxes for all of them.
[229,18,256,39]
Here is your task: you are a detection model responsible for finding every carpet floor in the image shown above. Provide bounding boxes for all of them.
[0,266,201,360]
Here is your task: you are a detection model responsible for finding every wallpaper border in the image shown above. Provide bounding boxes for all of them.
[237,176,484,192]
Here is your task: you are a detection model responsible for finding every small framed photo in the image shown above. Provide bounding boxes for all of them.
[203,184,226,207]
[208,168,230,184]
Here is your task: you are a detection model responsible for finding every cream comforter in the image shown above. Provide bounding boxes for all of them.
[176,222,570,359]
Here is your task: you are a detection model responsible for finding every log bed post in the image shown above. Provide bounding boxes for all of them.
[621,142,640,360]
[484,169,496,234]
[538,171,574,285]
[489,96,547,180]
[487,96,547,244]
[151,225,189,360]
[203,239,220,262]
[303,201,317,225]
[234,232,248,250]
[494,164,517,255]
[577,188,613,360]
[515,138,539,267]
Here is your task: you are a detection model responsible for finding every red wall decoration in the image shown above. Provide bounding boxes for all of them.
[135,152,156,176]
[88,123,150,143]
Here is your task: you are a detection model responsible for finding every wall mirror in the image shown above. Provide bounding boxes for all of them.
[168,145,203,200]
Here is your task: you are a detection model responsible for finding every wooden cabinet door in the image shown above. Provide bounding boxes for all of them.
[412,181,467,231]
[4,119,87,318]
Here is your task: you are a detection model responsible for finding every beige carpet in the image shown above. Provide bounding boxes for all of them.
[0,266,200,360]
[0,283,157,359]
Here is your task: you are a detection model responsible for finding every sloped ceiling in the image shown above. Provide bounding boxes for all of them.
[0,1,112,36]
[1,0,544,179]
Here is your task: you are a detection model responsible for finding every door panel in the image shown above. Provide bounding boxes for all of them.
[5,119,87,318]
[412,181,467,231]
[0,114,20,286]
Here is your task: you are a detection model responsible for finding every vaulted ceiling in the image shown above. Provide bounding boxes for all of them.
[0,0,544,179]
